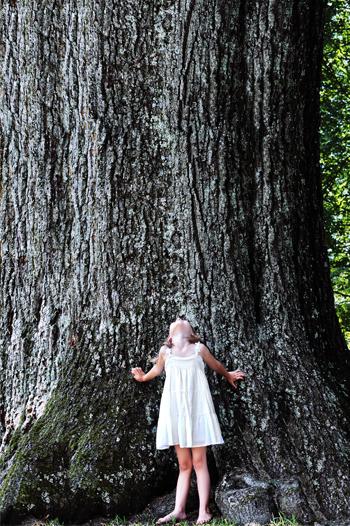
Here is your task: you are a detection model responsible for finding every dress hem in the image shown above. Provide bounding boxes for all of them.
[156,439,225,450]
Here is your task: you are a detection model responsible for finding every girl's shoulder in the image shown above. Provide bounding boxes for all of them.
[196,341,204,351]
[196,341,208,358]
[160,345,171,356]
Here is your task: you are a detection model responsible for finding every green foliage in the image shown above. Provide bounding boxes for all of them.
[321,0,350,345]
[268,511,301,525]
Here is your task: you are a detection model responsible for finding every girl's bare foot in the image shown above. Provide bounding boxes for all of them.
[196,511,213,524]
[156,510,187,524]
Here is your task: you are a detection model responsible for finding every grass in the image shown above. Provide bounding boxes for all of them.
[107,512,302,525]
[35,511,303,526]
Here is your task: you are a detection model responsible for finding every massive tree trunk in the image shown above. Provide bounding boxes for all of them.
[0,0,349,524]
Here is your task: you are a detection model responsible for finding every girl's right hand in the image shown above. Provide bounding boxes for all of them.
[131,367,146,382]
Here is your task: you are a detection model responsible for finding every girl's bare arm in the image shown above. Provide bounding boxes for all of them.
[199,344,230,378]
[131,346,167,382]
[199,343,246,388]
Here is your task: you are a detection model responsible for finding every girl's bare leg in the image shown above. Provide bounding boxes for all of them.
[156,445,192,524]
[192,446,213,524]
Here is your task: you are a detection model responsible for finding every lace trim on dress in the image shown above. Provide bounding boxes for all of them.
[166,341,200,359]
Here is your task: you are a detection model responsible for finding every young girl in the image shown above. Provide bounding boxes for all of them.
[131,317,246,525]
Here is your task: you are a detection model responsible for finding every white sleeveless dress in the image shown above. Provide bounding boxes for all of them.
[156,341,225,449]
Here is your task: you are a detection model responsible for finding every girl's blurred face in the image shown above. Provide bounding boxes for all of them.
[169,318,192,339]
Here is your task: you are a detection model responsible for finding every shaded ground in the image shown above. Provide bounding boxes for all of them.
[10,475,350,526]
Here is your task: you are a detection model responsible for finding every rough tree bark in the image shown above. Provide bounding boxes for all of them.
[0,0,349,524]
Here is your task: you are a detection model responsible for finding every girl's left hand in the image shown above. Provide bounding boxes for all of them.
[226,369,246,389]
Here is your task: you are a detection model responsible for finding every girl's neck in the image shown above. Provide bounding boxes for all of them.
[171,334,191,351]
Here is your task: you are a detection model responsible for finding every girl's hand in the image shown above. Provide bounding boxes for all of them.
[226,369,246,389]
[131,367,146,382]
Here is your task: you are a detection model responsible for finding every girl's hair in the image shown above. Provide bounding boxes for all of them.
[149,318,202,364]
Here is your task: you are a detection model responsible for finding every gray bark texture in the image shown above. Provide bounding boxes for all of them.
[0,0,349,524]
